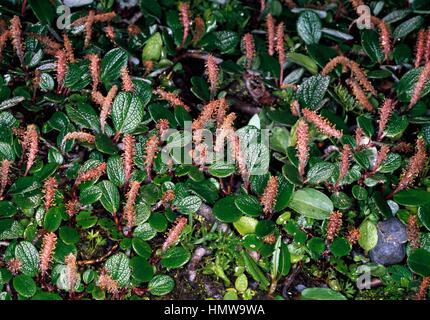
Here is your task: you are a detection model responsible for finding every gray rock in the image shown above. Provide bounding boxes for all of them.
[369,218,407,265]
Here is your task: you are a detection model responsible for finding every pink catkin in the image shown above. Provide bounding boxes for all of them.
[75,162,106,186]
[347,78,374,112]
[162,216,188,252]
[266,14,275,56]
[7,258,21,275]
[65,199,79,218]
[63,34,75,63]
[394,137,427,194]
[371,17,391,62]
[260,176,278,216]
[10,16,24,65]
[321,56,377,95]
[56,50,67,92]
[24,125,38,176]
[409,62,430,109]
[62,132,96,146]
[154,88,191,112]
[415,29,426,68]
[336,144,351,187]
[43,177,58,212]
[104,25,116,44]
[296,120,310,178]
[179,2,190,48]
[144,135,160,178]
[64,253,78,292]
[243,33,255,69]
[122,134,135,186]
[377,99,396,141]
[214,112,236,154]
[416,277,430,300]
[88,54,100,92]
[84,10,96,48]
[206,55,219,96]
[326,211,342,242]
[93,85,118,132]
[276,23,286,87]
[373,145,390,173]
[39,232,57,274]
[378,21,391,62]
[0,160,12,197]
[302,109,343,139]
[124,181,140,229]
[98,271,119,294]
[157,119,170,140]
[355,127,364,150]
[121,66,134,92]
[425,28,430,64]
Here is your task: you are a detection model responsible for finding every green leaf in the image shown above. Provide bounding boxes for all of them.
[235,195,263,217]
[95,134,119,155]
[213,196,243,222]
[270,127,290,154]
[132,238,152,258]
[161,246,191,269]
[288,188,333,220]
[361,29,384,63]
[43,207,63,232]
[418,205,430,231]
[98,180,120,214]
[394,190,430,206]
[408,248,430,276]
[148,275,175,296]
[287,53,318,75]
[142,32,163,61]
[297,11,322,45]
[101,48,129,84]
[112,92,144,134]
[235,274,248,293]
[392,16,424,40]
[272,237,291,277]
[241,251,269,289]
[233,216,258,235]
[208,163,236,178]
[306,162,335,185]
[378,153,402,173]
[134,223,157,241]
[104,253,131,288]
[301,288,347,300]
[106,155,126,187]
[130,256,153,282]
[307,237,325,257]
[201,31,240,53]
[0,201,17,218]
[330,237,351,257]
[297,75,330,110]
[274,178,294,211]
[358,220,378,251]
[76,211,98,229]
[64,62,91,91]
[79,185,102,205]
[59,226,79,245]
[15,241,40,276]
[28,0,55,25]
[191,76,210,101]
[176,196,202,214]
[13,275,37,298]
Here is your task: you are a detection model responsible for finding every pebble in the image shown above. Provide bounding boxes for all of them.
[369,218,407,265]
